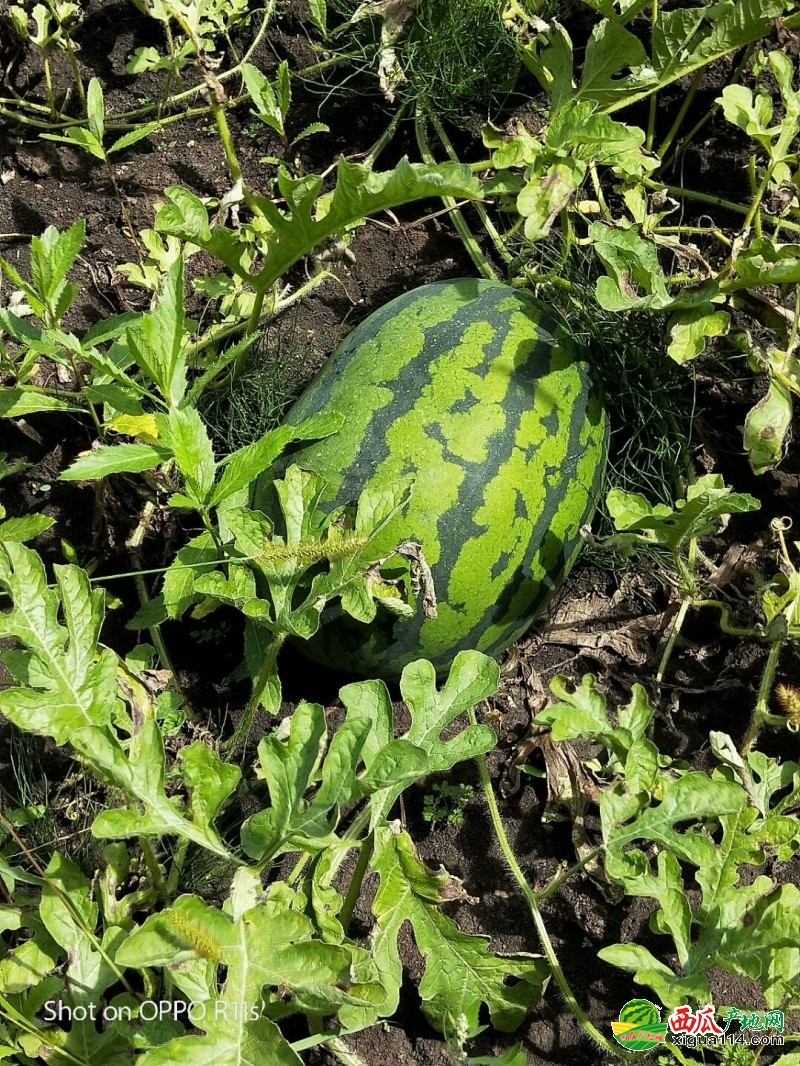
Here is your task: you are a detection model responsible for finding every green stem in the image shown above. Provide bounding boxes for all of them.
[63,32,86,108]
[44,0,85,108]
[788,285,800,357]
[690,600,762,639]
[646,181,800,236]
[656,594,692,684]
[286,851,312,887]
[742,160,775,232]
[169,9,248,197]
[225,631,287,758]
[139,837,168,900]
[190,269,332,364]
[18,382,85,400]
[661,44,756,172]
[428,112,512,267]
[110,97,246,132]
[87,531,361,588]
[536,846,604,901]
[43,53,56,119]
[654,225,731,246]
[713,159,778,281]
[339,830,375,933]
[645,1,659,153]
[127,500,178,678]
[103,151,143,258]
[167,838,190,895]
[363,100,411,168]
[0,104,63,128]
[0,94,55,113]
[133,571,176,674]
[159,22,180,119]
[208,87,244,187]
[245,287,269,339]
[415,112,499,281]
[741,639,784,755]
[291,805,372,886]
[322,1037,370,1066]
[521,267,574,292]
[141,2,275,121]
[589,164,611,222]
[658,68,703,160]
[61,347,102,433]
[470,713,636,1062]
[1,14,341,136]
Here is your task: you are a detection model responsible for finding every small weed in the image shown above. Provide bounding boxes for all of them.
[403,0,519,113]
[721,1046,756,1066]
[545,251,695,524]
[327,0,522,113]
[199,327,306,453]
[423,781,475,827]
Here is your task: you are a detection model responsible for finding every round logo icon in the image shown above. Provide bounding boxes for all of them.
[612,999,669,1051]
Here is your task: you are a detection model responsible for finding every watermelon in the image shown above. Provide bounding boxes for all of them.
[269,278,607,678]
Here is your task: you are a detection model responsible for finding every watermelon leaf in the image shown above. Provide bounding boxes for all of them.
[241,651,499,865]
[339,651,500,826]
[744,374,794,475]
[241,700,374,862]
[590,224,674,312]
[577,20,654,104]
[666,304,730,365]
[90,722,239,857]
[400,652,500,776]
[344,824,548,1040]
[0,542,239,862]
[155,157,482,306]
[537,675,657,788]
[536,676,800,1009]
[603,474,760,558]
[0,545,118,744]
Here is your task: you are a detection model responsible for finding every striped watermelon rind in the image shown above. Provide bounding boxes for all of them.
[268,278,608,678]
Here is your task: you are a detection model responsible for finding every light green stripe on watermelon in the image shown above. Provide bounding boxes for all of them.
[267,279,608,678]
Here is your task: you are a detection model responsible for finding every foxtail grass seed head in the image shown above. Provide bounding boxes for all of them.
[775,684,800,732]
[166,911,224,962]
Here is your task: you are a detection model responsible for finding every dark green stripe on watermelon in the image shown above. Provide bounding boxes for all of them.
[267,279,608,679]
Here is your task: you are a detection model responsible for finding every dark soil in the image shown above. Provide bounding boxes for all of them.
[1,3,799,1065]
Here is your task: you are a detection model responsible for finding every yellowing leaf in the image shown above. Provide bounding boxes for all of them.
[109,412,160,443]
